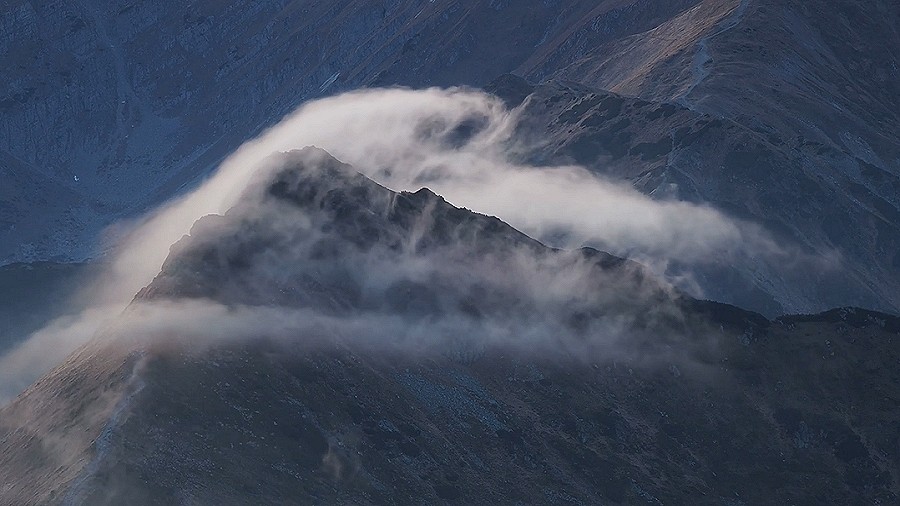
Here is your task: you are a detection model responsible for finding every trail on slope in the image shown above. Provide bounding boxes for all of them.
[679,0,749,110]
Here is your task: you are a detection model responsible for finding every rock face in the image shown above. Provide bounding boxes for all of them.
[1,149,898,505]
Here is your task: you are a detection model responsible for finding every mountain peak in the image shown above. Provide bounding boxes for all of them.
[3,149,900,505]
[142,149,665,318]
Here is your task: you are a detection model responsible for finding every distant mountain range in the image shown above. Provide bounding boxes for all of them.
[2,148,898,504]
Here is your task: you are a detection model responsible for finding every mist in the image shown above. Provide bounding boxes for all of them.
[0,87,784,404]
[103,87,783,304]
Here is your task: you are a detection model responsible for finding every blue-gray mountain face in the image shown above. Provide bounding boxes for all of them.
[2,0,899,316]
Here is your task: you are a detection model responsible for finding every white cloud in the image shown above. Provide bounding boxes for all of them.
[0,87,780,404]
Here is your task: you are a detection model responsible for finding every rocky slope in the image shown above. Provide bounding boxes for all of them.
[0,261,94,354]
[529,0,900,313]
[1,149,898,505]
[488,74,900,316]
[551,0,900,158]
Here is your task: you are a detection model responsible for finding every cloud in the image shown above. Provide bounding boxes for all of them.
[0,87,775,404]
[104,87,778,304]
[0,305,123,402]
[83,147,717,372]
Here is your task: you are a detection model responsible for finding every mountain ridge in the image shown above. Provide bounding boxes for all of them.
[2,148,898,504]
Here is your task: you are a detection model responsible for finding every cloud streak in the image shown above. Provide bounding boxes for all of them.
[0,87,779,404]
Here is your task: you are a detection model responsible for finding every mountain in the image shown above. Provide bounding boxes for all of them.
[545,0,900,165]
[4,0,899,319]
[2,149,898,505]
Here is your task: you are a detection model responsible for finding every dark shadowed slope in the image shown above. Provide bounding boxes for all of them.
[1,148,898,505]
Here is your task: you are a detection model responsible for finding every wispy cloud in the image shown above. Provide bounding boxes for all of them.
[0,87,788,404]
